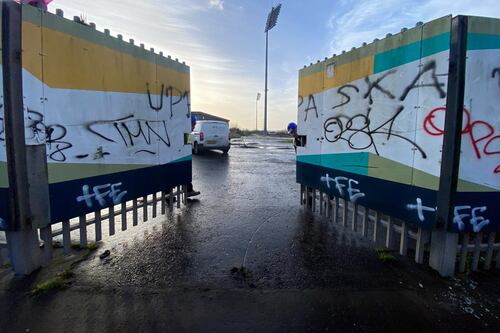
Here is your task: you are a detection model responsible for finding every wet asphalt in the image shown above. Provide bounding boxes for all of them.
[72,136,397,290]
[1,136,499,332]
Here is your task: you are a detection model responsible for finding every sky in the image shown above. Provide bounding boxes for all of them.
[51,0,500,130]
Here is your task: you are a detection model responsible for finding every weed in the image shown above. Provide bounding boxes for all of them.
[65,242,99,251]
[86,242,98,251]
[375,248,397,263]
[31,270,74,296]
[378,252,396,263]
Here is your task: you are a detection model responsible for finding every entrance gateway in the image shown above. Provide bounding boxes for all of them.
[0,3,499,277]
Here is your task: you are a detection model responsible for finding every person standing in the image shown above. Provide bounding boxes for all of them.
[287,122,299,152]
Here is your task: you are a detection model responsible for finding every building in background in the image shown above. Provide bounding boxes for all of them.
[192,111,229,123]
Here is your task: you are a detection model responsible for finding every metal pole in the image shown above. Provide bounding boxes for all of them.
[264,30,268,135]
[255,98,258,131]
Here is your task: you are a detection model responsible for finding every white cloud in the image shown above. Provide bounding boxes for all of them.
[209,0,224,11]
[51,0,261,127]
[328,0,500,55]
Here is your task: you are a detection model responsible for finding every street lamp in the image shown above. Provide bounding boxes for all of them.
[256,92,261,132]
[263,3,281,135]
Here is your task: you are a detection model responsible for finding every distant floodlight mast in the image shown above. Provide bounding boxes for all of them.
[263,3,281,135]
[256,92,261,131]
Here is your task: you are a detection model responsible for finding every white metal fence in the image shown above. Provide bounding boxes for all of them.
[300,185,500,274]
[0,185,189,266]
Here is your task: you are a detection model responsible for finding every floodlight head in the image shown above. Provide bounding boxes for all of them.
[265,3,282,32]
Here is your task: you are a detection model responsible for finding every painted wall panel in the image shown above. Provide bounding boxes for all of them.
[298,15,499,232]
[453,16,500,233]
[0,4,191,228]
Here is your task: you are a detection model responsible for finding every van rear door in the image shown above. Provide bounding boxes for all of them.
[203,122,229,147]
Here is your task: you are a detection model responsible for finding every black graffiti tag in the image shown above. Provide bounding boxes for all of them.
[303,95,318,121]
[87,115,171,153]
[399,60,446,101]
[492,68,500,91]
[146,83,190,118]
[332,85,359,110]
[364,69,396,104]
[322,60,449,158]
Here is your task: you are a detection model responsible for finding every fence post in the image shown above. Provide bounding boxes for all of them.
[332,196,338,223]
[385,216,393,249]
[361,207,368,238]
[399,221,408,256]
[2,1,43,275]
[341,199,348,227]
[458,233,469,273]
[429,15,468,277]
[351,204,358,232]
[415,227,427,264]
[373,211,380,242]
[319,192,323,215]
[300,185,304,205]
[484,232,496,270]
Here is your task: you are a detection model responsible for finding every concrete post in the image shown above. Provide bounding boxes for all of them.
[429,230,459,277]
[430,16,468,277]
[2,1,42,275]
[6,231,41,275]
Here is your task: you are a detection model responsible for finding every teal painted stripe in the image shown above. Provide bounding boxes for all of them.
[171,155,192,163]
[467,33,500,50]
[374,32,450,73]
[374,41,421,74]
[297,152,369,176]
[422,32,450,57]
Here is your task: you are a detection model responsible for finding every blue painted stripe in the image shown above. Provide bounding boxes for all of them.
[297,152,369,176]
[467,33,500,50]
[0,160,191,230]
[296,161,500,232]
[374,32,450,73]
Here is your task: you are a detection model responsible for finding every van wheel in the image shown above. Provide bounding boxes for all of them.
[193,142,199,155]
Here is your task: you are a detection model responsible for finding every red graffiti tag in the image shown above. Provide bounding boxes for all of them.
[423,107,500,174]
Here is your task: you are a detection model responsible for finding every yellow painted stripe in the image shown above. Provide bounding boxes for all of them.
[298,69,324,98]
[20,22,189,95]
[22,20,43,80]
[367,154,497,192]
[0,162,153,187]
[299,56,373,97]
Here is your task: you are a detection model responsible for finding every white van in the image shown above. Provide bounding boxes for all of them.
[191,120,230,154]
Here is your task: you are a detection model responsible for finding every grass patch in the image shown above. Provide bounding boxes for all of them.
[87,242,98,251]
[375,248,397,263]
[71,242,81,250]
[463,252,473,275]
[64,241,99,251]
[31,270,74,296]
[378,252,397,263]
